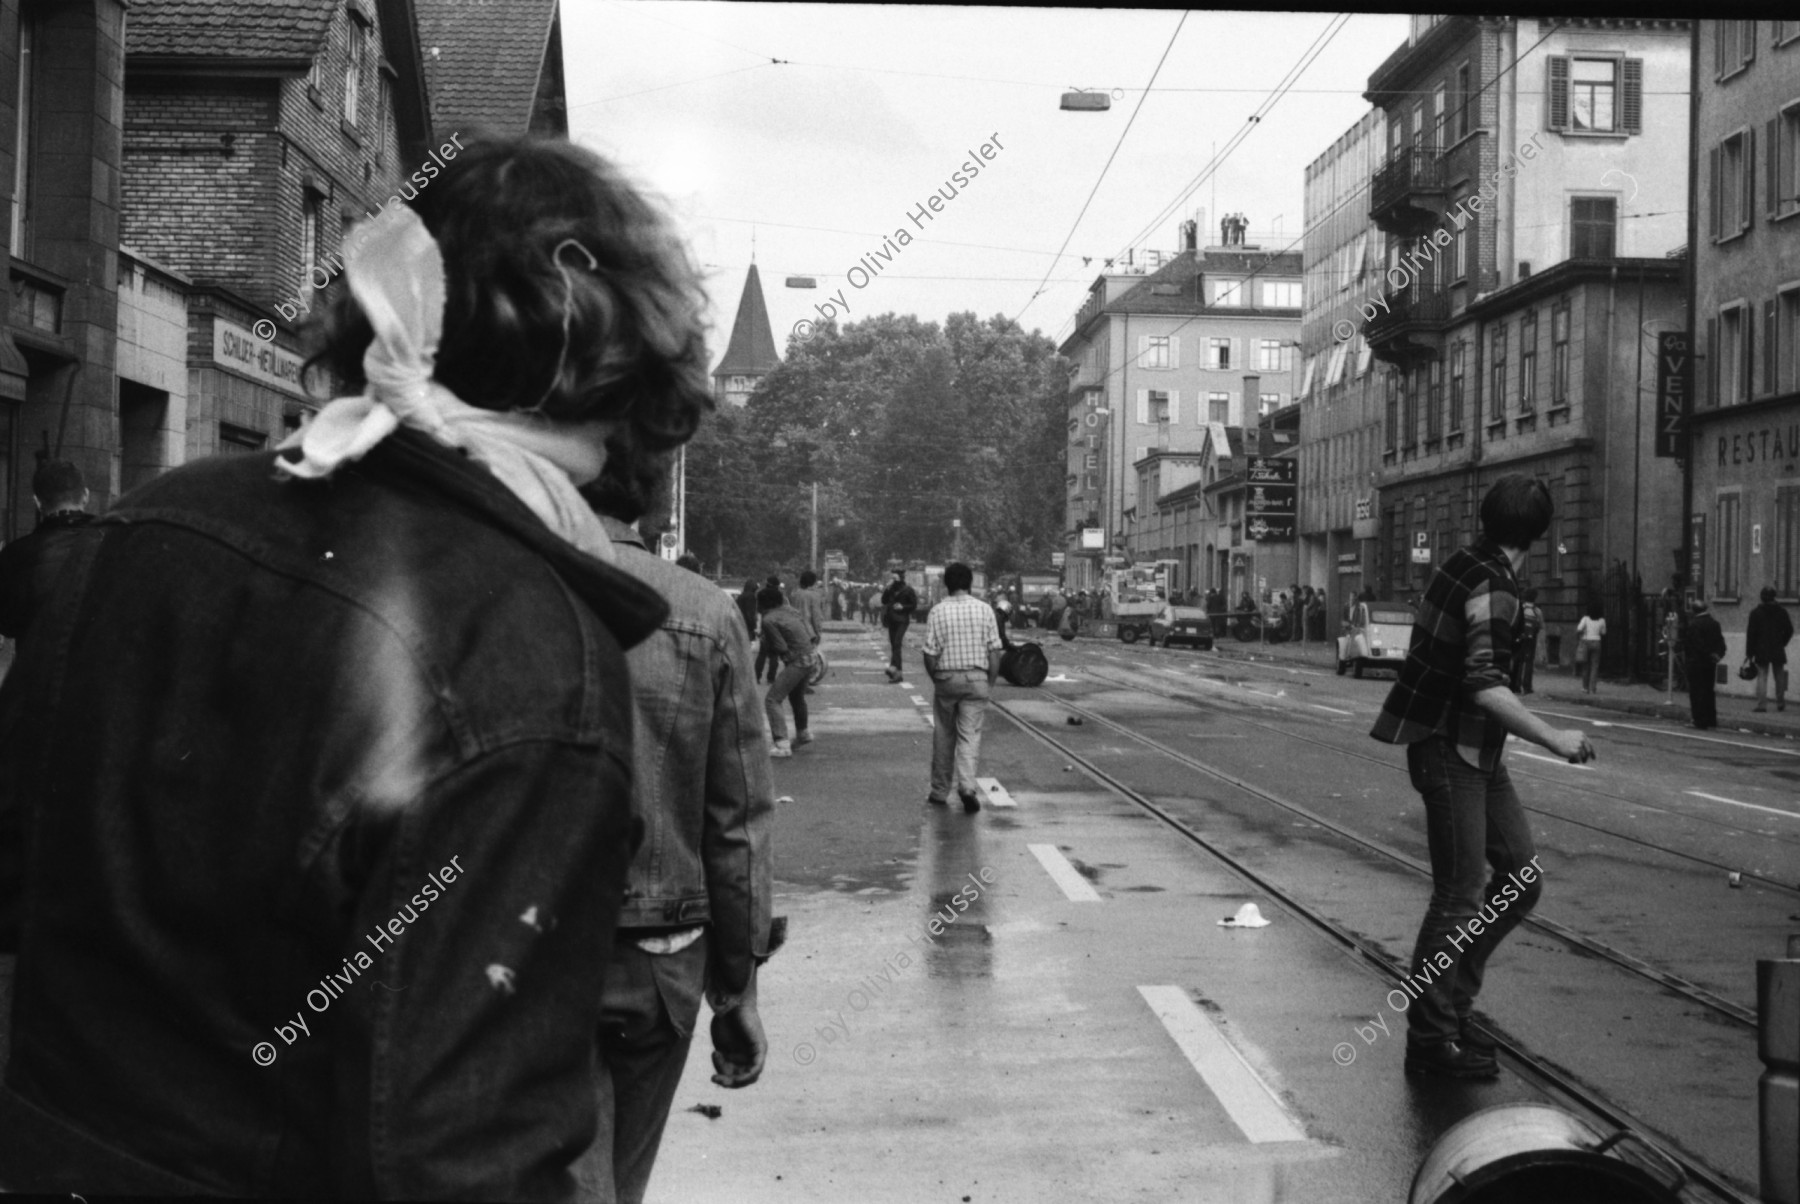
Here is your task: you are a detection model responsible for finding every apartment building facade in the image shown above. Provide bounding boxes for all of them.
[1360,15,1690,667]
[1685,19,1800,691]
[1061,221,1301,591]
[1298,108,1388,622]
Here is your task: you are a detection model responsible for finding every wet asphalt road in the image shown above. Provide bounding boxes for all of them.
[646,623,1779,1202]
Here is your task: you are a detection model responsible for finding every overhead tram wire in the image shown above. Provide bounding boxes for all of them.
[1062,16,1576,401]
[1012,10,1191,327]
[1110,12,1350,272]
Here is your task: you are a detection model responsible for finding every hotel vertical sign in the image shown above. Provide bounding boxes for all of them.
[1654,332,1690,458]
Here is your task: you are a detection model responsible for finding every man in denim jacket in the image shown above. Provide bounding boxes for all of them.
[578,450,776,1204]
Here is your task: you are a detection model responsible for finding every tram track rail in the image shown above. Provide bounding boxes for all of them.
[988,691,1754,1204]
[1072,657,1800,896]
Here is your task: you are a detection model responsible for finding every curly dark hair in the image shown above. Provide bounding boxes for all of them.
[303,136,712,452]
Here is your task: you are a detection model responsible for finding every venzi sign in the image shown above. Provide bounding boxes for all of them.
[1654,332,1689,458]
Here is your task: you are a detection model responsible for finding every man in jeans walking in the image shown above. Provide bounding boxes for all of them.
[921,563,1004,813]
[880,568,918,682]
[1370,475,1594,1080]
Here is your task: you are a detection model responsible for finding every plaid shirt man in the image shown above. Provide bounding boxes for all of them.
[1370,537,1522,772]
[921,594,1003,671]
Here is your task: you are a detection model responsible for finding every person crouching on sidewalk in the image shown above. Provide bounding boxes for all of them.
[1369,474,1595,1080]
[758,585,815,757]
[921,562,1004,813]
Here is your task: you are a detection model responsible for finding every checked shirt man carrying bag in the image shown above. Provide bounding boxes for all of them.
[921,562,1004,813]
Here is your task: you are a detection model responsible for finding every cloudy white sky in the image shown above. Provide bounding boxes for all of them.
[562,3,1411,368]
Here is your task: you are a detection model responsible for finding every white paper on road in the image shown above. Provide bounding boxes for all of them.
[1027,843,1102,902]
[1137,985,1307,1144]
[975,777,1017,808]
[1511,749,1592,771]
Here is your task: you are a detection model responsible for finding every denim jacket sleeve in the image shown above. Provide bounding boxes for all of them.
[335,737,632,1200]
[702,616,775,999]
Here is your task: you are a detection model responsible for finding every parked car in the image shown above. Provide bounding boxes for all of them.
[1337,600,1415,678]
[1149,604,1215,650]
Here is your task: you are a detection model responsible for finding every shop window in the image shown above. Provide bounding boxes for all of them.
[219,422,267,453]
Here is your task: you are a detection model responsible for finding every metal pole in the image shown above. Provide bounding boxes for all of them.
[954,497,963,562]
[810,481,819,574]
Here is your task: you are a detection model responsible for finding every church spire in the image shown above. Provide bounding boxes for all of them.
[712,263,780,407]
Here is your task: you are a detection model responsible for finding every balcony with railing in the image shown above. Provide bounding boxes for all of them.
[1364,282,1450,364]
[1370,143,1445,234]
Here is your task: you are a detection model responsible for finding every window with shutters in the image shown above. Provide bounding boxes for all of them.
[1570,197,1617,258]
[1355,333,1373,379]
[1455,63,1472,140]
[1547,56,1642,136]
[1716,21,1755,80]
[1717,492,1742,599]
[1209,337,1233,370]
[1720,303,1748,405]
[1713,130,1753,242]
[1781,287,1800,396]
[1777,21,1799,48]
[1150,390,1171,424]
[1325,338,1349,387]
[1208,392,1230,423]
[1776,102,1800,219]
[1452,217,1469,281]
[1449,341,1465,432]
[1144,335,1171,369]
[1400,369,1417,449]
[1551,298,1571,404]
[1426,356,1444,440]
[1778,487,1800,599]
[1259,339,1286,372]
[1490,323,1508,422]
[1519,309,1538,412]
[1259,393,1282,416]
[1384,371,1398,452]
[1432,83,1447,145]
[344,19,365,126]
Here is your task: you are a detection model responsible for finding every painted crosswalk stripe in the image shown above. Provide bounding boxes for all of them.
[1308,703,1353,716]
[910,695,928,708]
[1137,985,1306,1144]
[1686,790,1800,820]
[975,777,1016,808]
[1027,843,1101,902]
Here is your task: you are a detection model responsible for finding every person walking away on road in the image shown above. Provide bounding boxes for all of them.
[1370,475,1594,1081]
[793,569,827,648]
[881,568,918,681]
[1575,601,1606,693]
[757,586,815,756]
[0,460,100,651]
[1684,598,1727,729]
[922,562,1004,813]
[1043,584,1066,634]
[582,443,776,1204]
[1511,588,1543,694]
[1747,586,1794,712]
[0,138,693,1196]
[861,582,879,627]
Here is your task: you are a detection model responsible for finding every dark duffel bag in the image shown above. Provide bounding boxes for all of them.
[999,642,1049,687]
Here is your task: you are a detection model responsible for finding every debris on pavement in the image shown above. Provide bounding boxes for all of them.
[1218,902,1271,928]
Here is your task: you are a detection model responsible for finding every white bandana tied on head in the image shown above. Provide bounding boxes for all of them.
[274,205,615,564]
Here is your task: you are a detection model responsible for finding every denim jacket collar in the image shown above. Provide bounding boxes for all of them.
[371,429,668,648]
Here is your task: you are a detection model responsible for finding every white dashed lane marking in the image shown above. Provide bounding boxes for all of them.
[1027,843,1101,902]
[1685,790,1800,820]
[1137,985,1307,1144]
